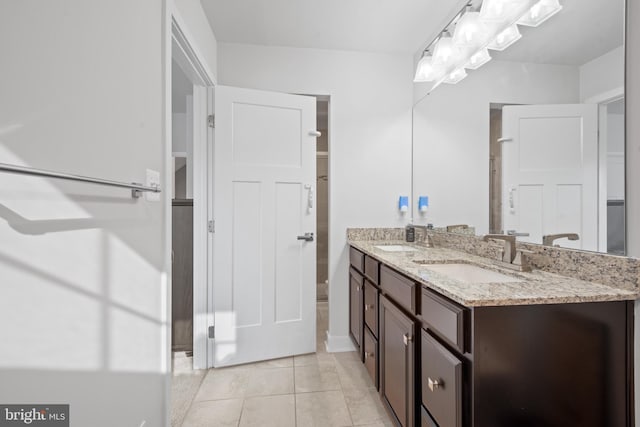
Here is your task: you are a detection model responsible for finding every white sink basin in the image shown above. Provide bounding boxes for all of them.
[374,244,418,252]
[424,263,523,284]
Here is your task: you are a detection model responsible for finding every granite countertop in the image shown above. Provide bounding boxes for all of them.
[349,239,639,307]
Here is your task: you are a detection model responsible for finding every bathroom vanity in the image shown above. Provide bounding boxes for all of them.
[348,229,637,427]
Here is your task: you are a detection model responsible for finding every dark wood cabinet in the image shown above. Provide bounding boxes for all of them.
[421,330,462,427]
[364,326,378,388]
[349,267,364,354]
[348,245,634,427]
[380,295,416,427]
[364,280,378,336]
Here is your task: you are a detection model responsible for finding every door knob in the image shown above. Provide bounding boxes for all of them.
[297,232,314,242]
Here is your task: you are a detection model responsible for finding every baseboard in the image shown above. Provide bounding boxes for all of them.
[325,331,356,353]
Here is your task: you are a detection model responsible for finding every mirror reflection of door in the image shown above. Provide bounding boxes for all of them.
[491,99,625,254]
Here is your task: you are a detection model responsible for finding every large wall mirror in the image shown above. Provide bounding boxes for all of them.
[412,0,625,254]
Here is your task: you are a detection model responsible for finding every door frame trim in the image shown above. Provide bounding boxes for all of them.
[164,0,217,379]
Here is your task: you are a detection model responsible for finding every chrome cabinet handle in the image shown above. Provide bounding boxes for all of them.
[297,232,314,242]
[364,351,374,360]
[403,334,413,346]
[428,377,442,392]
[364,304,374,311]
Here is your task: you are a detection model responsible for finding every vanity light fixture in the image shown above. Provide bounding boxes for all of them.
[465,48,492,69]
[487,24,522,51]
[414,51,440,82]
[414,0,562,90]
[453,9,486,46]
[444,68,468,84]
[517,0,562,27]
[433,32,459,64]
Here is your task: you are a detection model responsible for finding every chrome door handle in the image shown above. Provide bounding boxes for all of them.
[297,232,314,242]
[507,230,530,237]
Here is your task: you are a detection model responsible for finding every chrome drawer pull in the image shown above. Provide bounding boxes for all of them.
[364,304,374,311]
[428,377,442,392]
[403,334,413,346]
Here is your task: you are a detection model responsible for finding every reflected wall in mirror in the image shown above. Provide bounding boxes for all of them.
[412,0,625,254]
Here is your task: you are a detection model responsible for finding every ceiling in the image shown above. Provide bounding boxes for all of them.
[495,0,624,66]
[200,0,460,54]
[201,0,624,66]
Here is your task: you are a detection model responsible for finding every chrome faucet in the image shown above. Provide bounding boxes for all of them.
[481,234,532,272]
[483,234,516,263]
[407,224,434,247]
[542,233,579,246]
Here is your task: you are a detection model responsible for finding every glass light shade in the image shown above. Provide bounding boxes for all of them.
[479,0,528,22]
[517,0,562,27]
[487,25,522,51]
[433,34,459,65]
[465,48,492,70]
[414,54,440,82]
[444,68,467,84]
[453,12,486,46]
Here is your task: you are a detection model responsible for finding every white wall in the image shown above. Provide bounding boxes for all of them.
[217,42,413,350]
[0,1,218,426]
[412,60,580,234]
[580,46,624,102]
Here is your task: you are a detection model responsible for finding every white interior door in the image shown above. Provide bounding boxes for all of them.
[212,85,317,367]
[502,104,598,250]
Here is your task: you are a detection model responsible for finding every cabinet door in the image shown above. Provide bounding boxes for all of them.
[349,268,364,352]
[380,295,416,427]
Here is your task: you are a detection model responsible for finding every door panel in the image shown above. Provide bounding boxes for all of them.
[213,85,316,367]
[502,104,598,250]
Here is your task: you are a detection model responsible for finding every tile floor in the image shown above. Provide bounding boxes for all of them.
[171,302,395,427]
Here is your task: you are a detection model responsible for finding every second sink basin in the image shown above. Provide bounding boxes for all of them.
[423,263,523,284]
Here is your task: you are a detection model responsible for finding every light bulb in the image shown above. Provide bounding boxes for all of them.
[480,0,531,23]
[453,12,486,46]
[465,49,492,70]
[433,33,459,65]
[414,54,441,82]
[517,0,563,27]
[487,25,522,51]
[444,68,467,84]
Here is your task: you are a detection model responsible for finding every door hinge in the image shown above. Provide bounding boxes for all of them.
[208,220,215,233]
[208,326,215,339]
[208,114,215,128]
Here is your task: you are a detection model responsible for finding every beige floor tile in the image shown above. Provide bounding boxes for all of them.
[182,399,243,427]
[170,370,206,427]
[239,394,296,427]
[295,363,341,393]
[335,359,375,390]
[248,356,293,369]
[343,387,391,425]
[296,390,353,427]
[245,367,294,397]
[194,367,251,401]
[295,351,335,367]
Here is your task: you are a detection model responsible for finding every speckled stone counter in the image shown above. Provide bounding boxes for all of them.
[348,238,639,307]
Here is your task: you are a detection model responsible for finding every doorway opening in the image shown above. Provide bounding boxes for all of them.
[315,97,329,302]
[171,58,194,360]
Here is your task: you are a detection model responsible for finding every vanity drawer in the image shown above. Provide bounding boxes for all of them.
[421,287,466,353]
[350,267,364,285]
[350,247,365,273]
[380,264,418,314]
[364,280,378,337]
[363,326,378,389]
[364,255,380,285]
[421,330,462,427]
